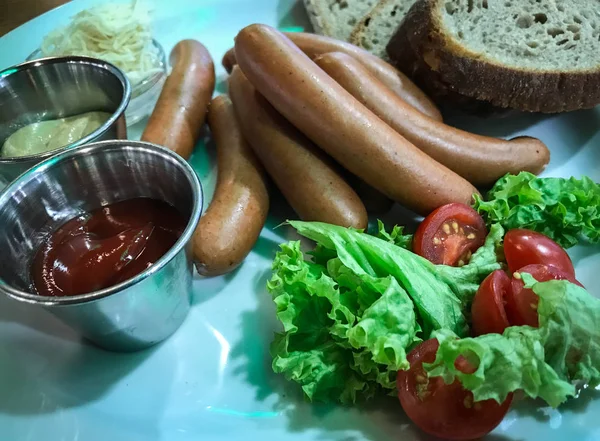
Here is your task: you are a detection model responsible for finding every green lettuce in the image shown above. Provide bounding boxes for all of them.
[425,327,574,407]
[474,172,600,248]
[437,223,504,307]
[269,219,600,408]
[425,275,600,407]
[375,220,413,250]
[289,221,467,337]
[271,337,372,403]
[268,221,503,403]
[268,240,419,403]
[343,273,419,369]
[532,275,600,388]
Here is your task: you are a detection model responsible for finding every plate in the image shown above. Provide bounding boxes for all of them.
[1,1,599,440]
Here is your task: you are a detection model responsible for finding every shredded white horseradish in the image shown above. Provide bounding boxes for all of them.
[40,0,161,86]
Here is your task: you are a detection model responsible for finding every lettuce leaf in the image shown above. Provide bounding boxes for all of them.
[268,241,371,403]
[474,172,600,248]
[268,240,420,403]
[268,221,507,403]
[289,220,467,338]
[375,219,413,250]
[271,335,371,403]
[345,274,419,370]
[425,276,600,407]
[529,275,600,388]
[425,327,574,407]
[437,223,505,306]
[269,220,600,408]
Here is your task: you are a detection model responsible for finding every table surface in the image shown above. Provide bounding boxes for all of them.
[0,0,69,36]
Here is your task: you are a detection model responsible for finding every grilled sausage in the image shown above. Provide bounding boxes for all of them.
[222,47,237,74]
[222,31,442,121]
[314,52,551,185]
[142,40,215,159]
[228,66,368,229]
[234,24,478,215]
[192,95,269,277]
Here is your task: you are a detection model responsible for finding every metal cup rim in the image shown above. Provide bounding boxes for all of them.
[0,140,203,307]
[0,55,132,164]
[26,39,167,99]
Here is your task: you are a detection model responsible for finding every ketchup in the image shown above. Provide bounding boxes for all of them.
[31,198,186,297]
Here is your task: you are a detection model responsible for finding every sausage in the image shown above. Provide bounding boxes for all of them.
[222,47,237,74]
[314,52,551,186]
[228,66,368,229]
[234,24,478,215]
[223,48,391,215]
[192,95,269,277]
[141,40,215,160]
[222,31,442,122]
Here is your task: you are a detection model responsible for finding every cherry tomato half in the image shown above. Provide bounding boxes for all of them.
[397,339,513,440]
[507,264,583,327]
[504,229,575,278]
[471,270,511,336]
[413,203,487,266]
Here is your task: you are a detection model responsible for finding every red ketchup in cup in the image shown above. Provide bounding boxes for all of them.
[31,198,186,297]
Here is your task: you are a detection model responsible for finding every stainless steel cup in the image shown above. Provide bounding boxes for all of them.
[0,56,131,186]
[0,140,203,352]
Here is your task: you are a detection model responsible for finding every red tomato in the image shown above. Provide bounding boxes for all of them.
[504,229,575,277]
[413,203,487,266]
[507,264,583,327]
[471,270,511,336]
[397,339,513,440]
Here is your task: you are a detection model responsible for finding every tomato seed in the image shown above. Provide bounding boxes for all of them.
[463,395,473,409]
[530,302,538,310]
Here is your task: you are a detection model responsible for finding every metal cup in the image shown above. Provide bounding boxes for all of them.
[0,56,131,186]
[0,140,203,352]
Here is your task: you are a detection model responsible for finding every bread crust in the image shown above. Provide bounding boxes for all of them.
[386,0,600,113]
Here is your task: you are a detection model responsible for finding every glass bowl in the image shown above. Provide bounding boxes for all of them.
[27,39,167,127]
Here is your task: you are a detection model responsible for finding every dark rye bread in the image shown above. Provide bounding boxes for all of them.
[386,0,600,113]
[349,0,417,60]
[303,0,379,41]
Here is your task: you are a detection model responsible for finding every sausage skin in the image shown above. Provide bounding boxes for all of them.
[225,45,399,215]
[234,24,478,216]
[142,40,215,160]
[222,47,237,74]
[314,52,551,186]
[192,95,269,277]
[228,66,368,229]
[222,31,442,122]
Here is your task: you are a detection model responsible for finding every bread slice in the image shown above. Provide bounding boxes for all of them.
[349,0,417,60]
[303,0,379,41]
[386,0,600,113]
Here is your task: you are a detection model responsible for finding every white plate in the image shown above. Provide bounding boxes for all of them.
[0,1,599,440]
